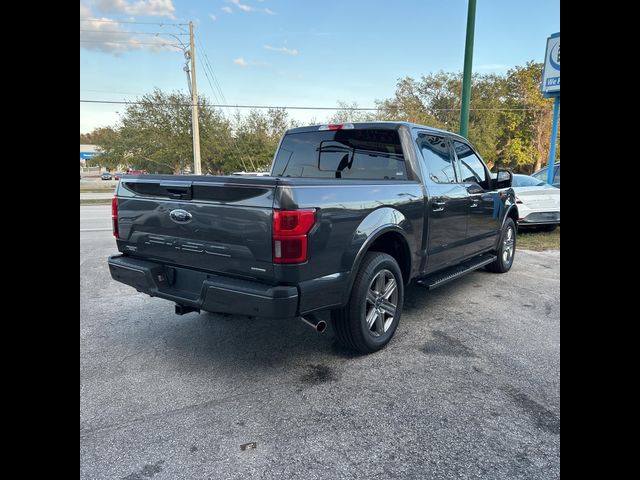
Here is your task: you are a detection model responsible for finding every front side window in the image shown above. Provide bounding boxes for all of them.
[416,133,456,183]
[453,141,489,189]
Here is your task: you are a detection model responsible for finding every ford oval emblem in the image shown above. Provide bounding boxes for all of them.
[169,209,192,224]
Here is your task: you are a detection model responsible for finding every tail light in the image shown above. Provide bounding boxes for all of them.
[273,209,316,264]
[112,196,119,238]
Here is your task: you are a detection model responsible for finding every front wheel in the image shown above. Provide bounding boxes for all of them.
[332,252,404,354]
[486,218,516,273]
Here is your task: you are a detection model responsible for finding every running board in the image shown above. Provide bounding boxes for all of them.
[416,254,497,290]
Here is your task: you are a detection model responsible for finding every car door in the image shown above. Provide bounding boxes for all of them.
[416,132,469,274]
[451,140,500,255]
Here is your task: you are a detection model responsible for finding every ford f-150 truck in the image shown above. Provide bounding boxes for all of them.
[108,122,517,353]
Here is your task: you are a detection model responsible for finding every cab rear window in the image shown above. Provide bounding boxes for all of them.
[272,129,407,180]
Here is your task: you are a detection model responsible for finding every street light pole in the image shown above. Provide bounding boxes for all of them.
[459,0,477,139]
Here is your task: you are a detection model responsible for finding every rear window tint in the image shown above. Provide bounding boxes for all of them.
[272,129,407,180]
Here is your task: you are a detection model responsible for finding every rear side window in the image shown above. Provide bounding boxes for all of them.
[272,129,407,180]
[416,133,456,183]
[453,141,489,189]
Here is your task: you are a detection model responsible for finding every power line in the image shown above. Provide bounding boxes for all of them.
[80,40,183,49]
[80,29,188,35]
[80,99,551,111]
[196,33,228,105]
[194,40,256,171]
[80,17,188,26]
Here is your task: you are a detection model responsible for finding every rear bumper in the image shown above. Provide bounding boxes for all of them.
[108,255,299,318]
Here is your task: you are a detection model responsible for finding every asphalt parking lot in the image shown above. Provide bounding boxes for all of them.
[80,205,560,480]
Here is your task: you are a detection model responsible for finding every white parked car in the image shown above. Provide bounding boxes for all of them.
[510,174,560,231]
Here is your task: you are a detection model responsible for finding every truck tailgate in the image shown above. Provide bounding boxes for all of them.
[115,175,277,282]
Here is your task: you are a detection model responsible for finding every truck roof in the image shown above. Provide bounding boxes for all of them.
[285,121,469,142]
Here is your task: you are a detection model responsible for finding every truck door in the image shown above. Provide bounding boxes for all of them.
[451,140,500,255]
[416,132,469,274]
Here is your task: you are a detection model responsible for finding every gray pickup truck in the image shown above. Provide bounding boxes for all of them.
[108,122,517,353]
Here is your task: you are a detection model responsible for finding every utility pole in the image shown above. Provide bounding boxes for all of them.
[459,0,477,139]
[188,21,202,174]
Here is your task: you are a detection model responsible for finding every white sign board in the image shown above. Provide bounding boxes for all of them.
[541,33,560,96]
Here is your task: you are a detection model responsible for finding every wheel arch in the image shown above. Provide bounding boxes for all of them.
[342,225,412,305]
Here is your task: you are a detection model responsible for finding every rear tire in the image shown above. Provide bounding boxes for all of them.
[486,218,516,273]
[332,252,404,354]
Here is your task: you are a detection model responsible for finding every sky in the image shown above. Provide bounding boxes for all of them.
[80,0,560,133]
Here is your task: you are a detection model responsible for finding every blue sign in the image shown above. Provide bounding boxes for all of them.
[541,33,560,98]
[80,151,99,159]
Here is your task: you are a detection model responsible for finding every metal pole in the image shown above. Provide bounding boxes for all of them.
[459,0,477,139]
[546,96,560,185]
[189,21,202,175]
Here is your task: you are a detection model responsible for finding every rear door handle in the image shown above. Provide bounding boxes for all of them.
[432,201,446,212]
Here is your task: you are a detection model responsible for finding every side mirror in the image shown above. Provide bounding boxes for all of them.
[495,169,513,189]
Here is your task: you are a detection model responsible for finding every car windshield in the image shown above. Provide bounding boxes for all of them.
[512,174,547,187]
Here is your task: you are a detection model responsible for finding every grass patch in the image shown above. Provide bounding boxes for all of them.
[80,199,111,206]
[518,226,560,251]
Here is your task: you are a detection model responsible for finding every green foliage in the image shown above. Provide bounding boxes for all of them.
[84,90,297,174]
[376,63,557,173]
[227,108,294,172]
[90,89,230,174]
[328,101,378,123]
[496,62,557,173]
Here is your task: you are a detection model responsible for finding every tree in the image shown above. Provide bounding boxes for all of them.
[81,127,116,145]
[91,89,232,174]
[228,108,297,172]
[374,64,555,172]
[328,101,379,124]
[496,62,556,173]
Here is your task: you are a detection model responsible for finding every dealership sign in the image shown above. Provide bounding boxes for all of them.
[541,32,560,97]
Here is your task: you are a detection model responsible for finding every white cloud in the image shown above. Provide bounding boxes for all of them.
[233,57,270,68]
[221,6,233,13]
[80,4,179,54]
[229,0,255,12]
[264,44,298,56]
[264,8,275,15]
[94,0,176,18]
[210,14,217,21]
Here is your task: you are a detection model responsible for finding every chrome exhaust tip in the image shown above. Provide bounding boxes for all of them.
[300,315,327,333]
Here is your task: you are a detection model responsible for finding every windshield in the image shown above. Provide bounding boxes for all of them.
[512,174,546,187]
